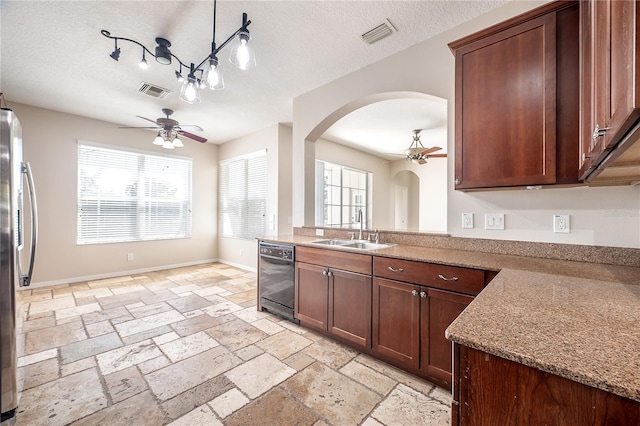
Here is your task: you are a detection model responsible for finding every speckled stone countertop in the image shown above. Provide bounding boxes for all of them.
[261,234,640,401]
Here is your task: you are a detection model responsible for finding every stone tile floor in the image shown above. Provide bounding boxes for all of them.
[7,262,451,425]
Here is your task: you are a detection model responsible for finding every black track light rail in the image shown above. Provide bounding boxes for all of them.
[101,12,251,80]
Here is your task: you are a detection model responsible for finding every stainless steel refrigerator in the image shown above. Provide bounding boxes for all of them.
[1,107,37,421]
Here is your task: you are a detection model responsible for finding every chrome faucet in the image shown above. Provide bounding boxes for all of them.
[357,209,364,240]
[374,229,380,244]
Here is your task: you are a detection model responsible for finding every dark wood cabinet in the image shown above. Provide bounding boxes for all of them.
[372,257,486,388]
[579,0,640,184]
[294,246,372,349]
[449,1,579,190]
[452,344,640,425]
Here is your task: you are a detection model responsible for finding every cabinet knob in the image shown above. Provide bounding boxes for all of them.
[388,266,404,273]
[411,290,419,297]
[592,124,611,142]
[327,271,332,277]
[438,274,459,282]
[322,270,328,276]
[420,291,427,298]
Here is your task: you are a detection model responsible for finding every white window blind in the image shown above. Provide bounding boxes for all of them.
[219,150,267,239]
[77,143,192,244]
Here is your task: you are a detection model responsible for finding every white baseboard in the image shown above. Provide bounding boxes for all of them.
[217,259,257,273]
[23,259,219,290]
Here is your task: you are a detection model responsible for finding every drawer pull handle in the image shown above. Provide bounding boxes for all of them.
[411,290,418,297]
[438,274,458,282]
[388,266,404,273]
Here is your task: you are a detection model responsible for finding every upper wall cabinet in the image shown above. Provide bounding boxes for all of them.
[449,1,579,190]
[579,0,640,184]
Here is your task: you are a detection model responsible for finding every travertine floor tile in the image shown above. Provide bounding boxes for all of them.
[103,365,148,403]
[255,329,314,359]
[28,296,75,316]
[224,353,296,399]
[370,383,451,426]
[302,337,359,369]
[16,368,107,426]
[60,332,122,365]
[159,331,220,362]
[96,339,162,375]
[281,361,382,425]
[166,404,222,426]
[114,310,184,337]
[208,387,250,419]
[70,390,165,426]
[160,375,234,422]
[25,321,86,355]
[22,358,59,390]
[205,318,268,351]
[146,346,241,401]
[225,387,319,426]
[340,360,397,396]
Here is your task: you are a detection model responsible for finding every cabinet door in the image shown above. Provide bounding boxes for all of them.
[329,269,372,349]
[421,288,473,389]
[372,278,420,369]
[454,13,557,189]
[582,0,640,178]
[295,262,328,331]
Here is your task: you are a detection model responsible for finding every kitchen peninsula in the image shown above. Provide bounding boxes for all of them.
[259,228,640,424]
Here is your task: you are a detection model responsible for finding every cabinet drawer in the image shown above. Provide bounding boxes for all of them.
[373,257,485,296]
[296,246,372,275]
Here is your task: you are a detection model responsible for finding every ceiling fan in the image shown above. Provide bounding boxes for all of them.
[396,129,446,164]
[119,108,207,149]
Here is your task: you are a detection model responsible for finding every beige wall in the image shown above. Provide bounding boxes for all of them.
[10,103,218,286]
[217,123,293,271]
[292,1,640,248]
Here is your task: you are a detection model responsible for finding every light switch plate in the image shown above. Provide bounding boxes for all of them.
[553,215,570,233]
[462,213,474,229]
[485,213,505,230]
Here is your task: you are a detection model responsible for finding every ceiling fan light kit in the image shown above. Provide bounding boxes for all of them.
[101,0,255,104]
[404,129,445,164]
[120,108,207,149]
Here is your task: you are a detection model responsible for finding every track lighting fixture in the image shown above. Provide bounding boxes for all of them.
[101,0,254,104]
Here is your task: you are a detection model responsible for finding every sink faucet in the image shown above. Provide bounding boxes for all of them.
[374,229,380,244]
[357,209,364,240]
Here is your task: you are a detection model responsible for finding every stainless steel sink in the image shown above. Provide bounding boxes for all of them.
[310,239,393,250]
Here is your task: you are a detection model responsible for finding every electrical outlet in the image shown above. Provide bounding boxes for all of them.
[485,213,505,230]
[127,253,133,261]
[462,213,474,229]
[315,229,324,236]
[553,215,570,233]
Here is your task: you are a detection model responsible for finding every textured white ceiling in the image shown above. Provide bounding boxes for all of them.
[1,1,507,148]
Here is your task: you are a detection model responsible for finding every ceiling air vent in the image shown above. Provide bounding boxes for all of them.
[137,82,171,99]
[361,19,397,45]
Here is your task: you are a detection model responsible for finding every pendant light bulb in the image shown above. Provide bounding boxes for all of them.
[162,139,175,149]
[230,31,255,70]
[203,58,225,90]
[179,78,201,104]
[139,49,148,69]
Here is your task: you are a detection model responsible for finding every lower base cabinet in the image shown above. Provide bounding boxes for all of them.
[452,344,640,425]
[372,278,473,388]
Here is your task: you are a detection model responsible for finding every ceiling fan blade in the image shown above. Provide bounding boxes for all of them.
[420,146,443,155]
[427,153,447,158]
[178,130,207,143]
[136,115,160,125]
[177,124,204,132]
[118,126,161,129]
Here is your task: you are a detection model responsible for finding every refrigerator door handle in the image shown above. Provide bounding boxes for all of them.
[19,162,37,287]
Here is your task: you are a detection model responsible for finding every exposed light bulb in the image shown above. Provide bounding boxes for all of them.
[175,70,185,82]
[179,78,201,104]
[139,57,148,69]
[230,32,255,70]
[203,59,225,90]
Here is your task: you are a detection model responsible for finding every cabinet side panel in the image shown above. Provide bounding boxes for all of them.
[459,347,640,425]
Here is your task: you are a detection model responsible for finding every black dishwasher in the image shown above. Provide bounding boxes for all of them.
[258,242,298,324]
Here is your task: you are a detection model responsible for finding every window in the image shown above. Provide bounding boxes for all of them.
[77,143,192,244]
[315,160,370,228]
[219,150,267,239]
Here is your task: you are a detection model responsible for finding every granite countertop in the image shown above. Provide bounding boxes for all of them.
[261,234,640,402]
